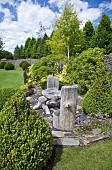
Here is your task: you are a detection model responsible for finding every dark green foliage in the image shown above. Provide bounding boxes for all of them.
[90,13,112,53]
[19,60,26,67]
[14,34,50,59]
[41,80,47,89]
[66,48,106,94]
[82,72,112,116]
[0,91,53,170]
[0,61,6,69]
[21,61,31,70]
[0,87,19,111]
[83,20,94,50]
[4,62,15,70]
[0,50,13,60]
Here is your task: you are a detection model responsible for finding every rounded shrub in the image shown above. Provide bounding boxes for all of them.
[0,87,20,111]
[19,60,26,67]
[66,48,106,94]
[82,72,112,117]
[0,61,6,69]
[0,91,53,170]
[4,62,15,70]
[22,61,31,70]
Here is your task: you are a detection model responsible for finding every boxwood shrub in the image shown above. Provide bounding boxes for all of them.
[4,62,15,70]
[0,61,6,69]
[21,61,31,70]
[19,60,26,67]
[0,91,53,170]
[0,87,19,111]
[82,72,112,117]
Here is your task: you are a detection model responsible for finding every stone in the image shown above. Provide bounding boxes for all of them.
[42,103,51,115]
[52,131,65,138]
[53,109,60,128]
[42,89,61,99]
[38,96,47,103]
[59,85,78,131]
[33,96,47,110]
[53,138,80,146]
[82,134,110,145]
[47,76,59,90]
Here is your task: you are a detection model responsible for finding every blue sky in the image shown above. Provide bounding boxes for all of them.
[0,0,112,53]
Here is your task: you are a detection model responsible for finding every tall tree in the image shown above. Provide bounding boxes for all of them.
[0,38,4,51]
[47,3,83,58]
[90,13,112,53]
[14,45,21,59]
[83,20,94,50]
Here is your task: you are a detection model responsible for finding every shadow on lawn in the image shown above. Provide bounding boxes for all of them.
[42,145,63,170]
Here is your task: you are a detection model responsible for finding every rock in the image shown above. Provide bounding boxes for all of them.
[82,134,110,145]
[42,103,51,115]
[47,76,59,90]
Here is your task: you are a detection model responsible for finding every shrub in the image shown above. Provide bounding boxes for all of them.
[22,61,31,70]
[4,62,15,70]
[82,72,112,117]
[0,61,6,69]
[0,87,19,111]
[19,60,26,67]
[0,91,53,170]
[66,48,106,94]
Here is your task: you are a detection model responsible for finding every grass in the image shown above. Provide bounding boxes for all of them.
[0,67,24,89]
[43,140,112,170]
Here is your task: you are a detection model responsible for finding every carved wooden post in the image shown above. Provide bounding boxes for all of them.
[59,85,78,130]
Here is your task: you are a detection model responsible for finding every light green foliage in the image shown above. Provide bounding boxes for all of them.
[47,2,83,58]
[0,91,53,170]
[0,87,20,111]
[4,62,15,70]
[28,54,67,84]
[66,48,106,94]
[82,72,112,116]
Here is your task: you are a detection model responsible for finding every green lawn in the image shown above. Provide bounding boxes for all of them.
[0,67,24,89]
[44,140,112,170]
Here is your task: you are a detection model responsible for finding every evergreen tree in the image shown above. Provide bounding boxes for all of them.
[90,13,112,53]
[83,20,94,50]
[14,45,21,59]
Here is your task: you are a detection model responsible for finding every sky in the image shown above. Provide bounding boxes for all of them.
[0,0,112,53]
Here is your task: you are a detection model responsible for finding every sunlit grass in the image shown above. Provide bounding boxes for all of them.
[0,67,24,89]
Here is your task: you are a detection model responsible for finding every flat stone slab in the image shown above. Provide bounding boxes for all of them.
[82,134,110,146]
[52,131,65,138]
[53,138,80,146]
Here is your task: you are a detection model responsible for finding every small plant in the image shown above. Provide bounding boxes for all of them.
[20,84,28,91]
[0,91,53,170]
[19,60,26,67]
[22,61,31,70]
[4,62,15,70]
[0,61,6,69]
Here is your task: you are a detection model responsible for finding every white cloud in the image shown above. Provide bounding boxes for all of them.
[99,1,112,10]
[0,0,111,53]
[0,1,55,52]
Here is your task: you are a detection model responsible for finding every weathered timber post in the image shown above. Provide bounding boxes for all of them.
[59,85,78,131]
